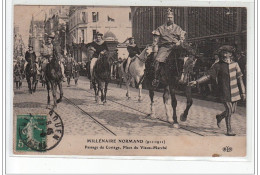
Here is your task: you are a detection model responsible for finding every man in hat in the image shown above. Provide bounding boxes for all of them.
[24,45,36,73]
[85,32,109,81]
[42,33,55,61]
[151,8,195,87]
[125,37,140,73]
[42,33,66,81]
[189,45,246,136]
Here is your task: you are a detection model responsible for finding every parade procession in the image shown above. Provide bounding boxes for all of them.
[12,6,248,156]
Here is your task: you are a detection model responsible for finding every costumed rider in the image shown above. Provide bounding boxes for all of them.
[125,37,140,73]
[151,8,195,87]
[24,45,36,72]
[189,45,246,136]
[42,33,66,81]
[87,32,109,81]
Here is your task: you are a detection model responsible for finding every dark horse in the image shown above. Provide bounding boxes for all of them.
[92,51,114,104]
[145,49,197,128]
[25,60,38,94]
[45,47,63,109]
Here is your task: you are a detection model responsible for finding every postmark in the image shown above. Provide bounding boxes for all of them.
[16,110,64,152]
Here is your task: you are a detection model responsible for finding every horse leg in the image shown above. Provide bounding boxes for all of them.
[96,82,101,104]
[46,82,51,108]
[93,81,98,102]
[33,75,38,92]
[30,77,34,93]
[136,77,142,102]
[180,85,193,122]
[126,77,131,100]
[103,82,108,104]
[52,83,57,109]
[57,82,63,103]
[169,86,179,128]
[27,77,32,94]
[75,76,78,85]
[110,65,113,79]
[67,77,70,87]
[163,86,173,123]
[148,89,156,119]
[100,82,105,103]
[120,78,123,88]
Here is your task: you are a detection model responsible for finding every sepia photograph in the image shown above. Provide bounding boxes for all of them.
[12,5,249,157]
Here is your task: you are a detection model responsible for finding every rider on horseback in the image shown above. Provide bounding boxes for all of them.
[151,8,195,87]
[24,45,36,72]
[87,32,109,81]
[42,33,66,81]
[125,37,140,73]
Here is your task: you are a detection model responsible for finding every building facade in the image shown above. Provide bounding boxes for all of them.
[131,7,246,56]
[28,16,45,57]
[44,6,70,55]
[13,25,26,59]
[131,7,247,95]
[68,6,132,62]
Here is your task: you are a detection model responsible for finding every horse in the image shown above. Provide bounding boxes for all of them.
[120,45,153,102]
[25,59,38,94]
[92,51,113,104]
[45,47,63,109]
[85,46,95,89]
[145,50,197,128]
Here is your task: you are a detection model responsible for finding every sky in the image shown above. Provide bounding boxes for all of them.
[14,6,54,47]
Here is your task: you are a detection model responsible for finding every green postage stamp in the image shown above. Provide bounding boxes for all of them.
[16,112,64,152]
[16,114,47,151]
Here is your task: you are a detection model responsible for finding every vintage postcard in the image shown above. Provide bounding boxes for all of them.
[13,5,249,157]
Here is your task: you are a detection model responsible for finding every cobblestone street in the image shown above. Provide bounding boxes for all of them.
[13,77,246,137]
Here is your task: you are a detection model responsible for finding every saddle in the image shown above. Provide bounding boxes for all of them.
[26,63,37,73]
[123,57,136,73]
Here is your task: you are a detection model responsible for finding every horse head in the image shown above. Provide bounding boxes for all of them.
[99,50,113,65]
[138,45,154,63]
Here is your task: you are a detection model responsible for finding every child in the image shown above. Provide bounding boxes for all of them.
[14,61,22,89]
[189,45,246,136]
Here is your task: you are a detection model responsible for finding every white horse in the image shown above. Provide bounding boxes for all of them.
[120,45,153,102]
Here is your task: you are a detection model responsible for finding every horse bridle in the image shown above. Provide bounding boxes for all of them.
[136,47,151,63]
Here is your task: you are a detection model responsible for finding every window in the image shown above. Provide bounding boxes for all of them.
[93,30,97,41]
[81,29,84,43]
[92,12,99,22]
[82,12,86,23]
[129,12,131,21]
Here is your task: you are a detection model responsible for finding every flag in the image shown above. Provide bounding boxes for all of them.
[107,16,115,22]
